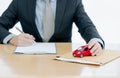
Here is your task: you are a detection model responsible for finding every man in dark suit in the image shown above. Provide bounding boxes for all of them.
[0,0,104,56]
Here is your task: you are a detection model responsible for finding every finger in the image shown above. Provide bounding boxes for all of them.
[92,48,102,56]
[91,47,99,56]
[30,35,35,40]
[88,40,96,49]
[90,42,98,53]
[90,43,102,56]
[23,34,35,40]
[19,35,34,44]
[20,38,34,46]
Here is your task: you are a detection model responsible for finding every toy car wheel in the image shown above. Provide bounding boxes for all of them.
[73,54,76,57]
[80,54,84,58]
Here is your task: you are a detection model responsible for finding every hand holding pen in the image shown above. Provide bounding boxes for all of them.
[9,27,36,46]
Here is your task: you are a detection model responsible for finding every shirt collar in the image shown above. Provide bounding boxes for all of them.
[51,0,56,2]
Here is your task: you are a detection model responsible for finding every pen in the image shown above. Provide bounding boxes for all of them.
[15,27,24,33]
[15,27,36,44]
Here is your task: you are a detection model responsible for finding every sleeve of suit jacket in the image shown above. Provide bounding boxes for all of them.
[74,0,104,44]
[0,0,18,43]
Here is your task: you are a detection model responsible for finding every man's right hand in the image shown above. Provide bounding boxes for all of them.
[9,33,35,46]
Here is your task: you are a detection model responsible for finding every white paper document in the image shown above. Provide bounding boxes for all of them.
[14,43,57,54]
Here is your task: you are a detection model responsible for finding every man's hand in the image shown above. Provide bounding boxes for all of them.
[87,40,103,56]
[9,33,35,46]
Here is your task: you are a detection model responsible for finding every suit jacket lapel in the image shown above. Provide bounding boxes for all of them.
[28,0,43,41]
[27,0,36,26]
[55,0,67,33]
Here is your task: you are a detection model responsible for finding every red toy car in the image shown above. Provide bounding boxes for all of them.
[72,45,91,58]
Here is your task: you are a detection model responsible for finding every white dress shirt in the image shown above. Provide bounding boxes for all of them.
[35,0,57,39]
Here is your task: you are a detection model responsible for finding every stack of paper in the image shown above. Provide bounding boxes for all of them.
[14,43,57,54]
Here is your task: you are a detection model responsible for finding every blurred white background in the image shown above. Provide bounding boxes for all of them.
[0,0,120,44]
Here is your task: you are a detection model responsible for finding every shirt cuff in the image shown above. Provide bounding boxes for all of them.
[90,38,104,49]
[3,34,15,44]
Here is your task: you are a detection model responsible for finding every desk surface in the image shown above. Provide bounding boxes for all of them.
[0,43,120,78]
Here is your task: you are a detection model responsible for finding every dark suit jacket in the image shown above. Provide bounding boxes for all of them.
[0,0,104,44]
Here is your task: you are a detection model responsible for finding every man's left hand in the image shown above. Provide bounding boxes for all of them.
[87,40,103,56]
